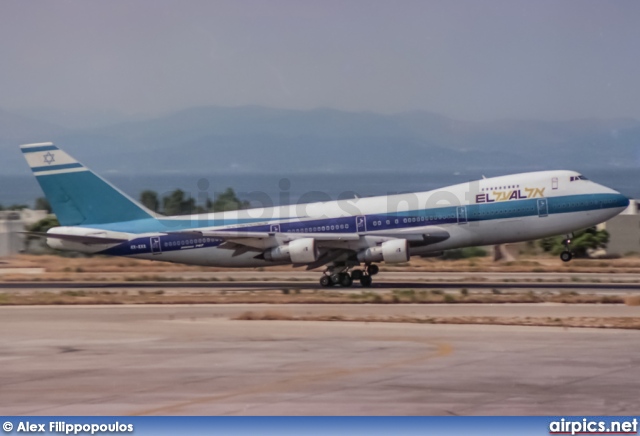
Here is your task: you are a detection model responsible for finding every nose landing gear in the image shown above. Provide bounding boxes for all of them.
[560,235,573,262]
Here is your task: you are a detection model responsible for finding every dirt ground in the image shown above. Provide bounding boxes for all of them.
[0,287,635,306]
[2,253,640,343]
[234,311,640,330]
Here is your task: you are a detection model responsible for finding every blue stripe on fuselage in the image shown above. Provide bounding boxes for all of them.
[97,192,628,257]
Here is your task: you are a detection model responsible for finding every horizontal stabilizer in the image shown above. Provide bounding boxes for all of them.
[23,232,128,245]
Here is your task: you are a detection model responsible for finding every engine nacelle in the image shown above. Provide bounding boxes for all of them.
[357,239,409,264]
[263,238,318,264]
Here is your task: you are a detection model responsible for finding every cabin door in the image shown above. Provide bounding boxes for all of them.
[150,236,162,254]
[457,206,468,224]
[537,198,548,217]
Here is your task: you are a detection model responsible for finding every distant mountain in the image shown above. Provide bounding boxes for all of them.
[1,105,639,175]
[0,109,69,173]
[8,107,145,130]
[0,109,67,142]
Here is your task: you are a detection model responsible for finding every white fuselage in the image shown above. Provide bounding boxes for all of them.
[47,170,628,267]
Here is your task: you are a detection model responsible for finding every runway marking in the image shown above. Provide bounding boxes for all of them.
[129,334,453,416]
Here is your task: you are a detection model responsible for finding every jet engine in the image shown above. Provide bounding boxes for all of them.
[357,239,409,264]
[263,238,318,263]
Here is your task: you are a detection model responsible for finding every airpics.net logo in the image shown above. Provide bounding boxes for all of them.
[549,418,638,435]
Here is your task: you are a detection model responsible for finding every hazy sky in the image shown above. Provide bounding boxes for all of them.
[1,0,639,121]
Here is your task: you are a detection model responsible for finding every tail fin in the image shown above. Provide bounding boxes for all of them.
[20,142,154,226]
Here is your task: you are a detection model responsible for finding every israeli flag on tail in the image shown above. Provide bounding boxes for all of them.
[20,142,154,226]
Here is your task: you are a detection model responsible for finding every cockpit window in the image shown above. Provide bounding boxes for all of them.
[570,175,589,181]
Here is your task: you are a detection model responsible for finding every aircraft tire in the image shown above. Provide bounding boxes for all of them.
[350,269,363,280]
[367,264,379,275]
[320,275,332,287]
[560,251,573,262]
[360,275,373,287]
[338,273,353,287]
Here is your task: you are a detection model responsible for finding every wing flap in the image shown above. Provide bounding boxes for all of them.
[372,226,450,245]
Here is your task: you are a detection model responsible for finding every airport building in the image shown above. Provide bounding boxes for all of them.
[0,209,48,257]
[598,199,640,256]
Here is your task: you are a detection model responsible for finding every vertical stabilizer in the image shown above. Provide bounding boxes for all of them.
[20,143,154,226]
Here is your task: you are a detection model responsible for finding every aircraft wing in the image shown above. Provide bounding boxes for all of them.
[167,230,360,250]
[379,226,451,245]
[23,232,128,245]
[167,226,449,250]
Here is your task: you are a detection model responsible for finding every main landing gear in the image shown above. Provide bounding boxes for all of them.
[319,263,379,287]
[560,235,573,262]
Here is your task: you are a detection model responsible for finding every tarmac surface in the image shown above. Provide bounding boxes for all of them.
[1,304,639,415]
[65,271,640,282]
[4,271,640,293]
[1,281,640,292]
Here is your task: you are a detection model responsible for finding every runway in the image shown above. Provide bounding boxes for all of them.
[40,271,640,282]
[1,280,640,292]
[1,305,639,415]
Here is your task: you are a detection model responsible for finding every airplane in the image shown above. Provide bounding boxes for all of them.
[20,142,629,287]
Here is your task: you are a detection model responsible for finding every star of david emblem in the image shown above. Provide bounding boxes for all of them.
[43,152,55,165]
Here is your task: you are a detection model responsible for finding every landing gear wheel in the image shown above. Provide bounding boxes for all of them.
[560,251,573,262]
[319,275,332,287]
[360,275,373,287]
[560,235,573,263]
[338,273,353,287]
[367,264,379,276]
[350,269,363,280]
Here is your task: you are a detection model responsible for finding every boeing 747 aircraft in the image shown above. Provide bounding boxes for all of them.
[21,142,629,287]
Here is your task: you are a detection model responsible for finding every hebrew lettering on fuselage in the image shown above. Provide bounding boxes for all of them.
[475,187,545,204]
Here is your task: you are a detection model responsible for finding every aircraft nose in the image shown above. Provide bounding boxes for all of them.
[607,191,630,212]
[616,193,630,209]
[597,183,630,209]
